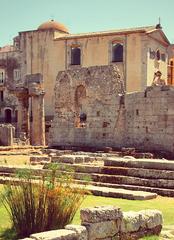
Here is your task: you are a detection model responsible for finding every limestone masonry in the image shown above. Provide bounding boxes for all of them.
[21,206,163,240]
[49,65,174,155]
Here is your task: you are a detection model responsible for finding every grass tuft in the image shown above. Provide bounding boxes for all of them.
[0,165,86,239]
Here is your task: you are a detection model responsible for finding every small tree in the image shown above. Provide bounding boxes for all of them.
[1,164,86,238]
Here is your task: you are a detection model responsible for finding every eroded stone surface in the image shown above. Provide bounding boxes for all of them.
[83,220,119,240]
[65,225,88,240]
[80,206,122,223]
[30,229,77,240]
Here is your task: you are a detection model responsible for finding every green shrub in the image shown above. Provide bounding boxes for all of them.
[1,164,86,238]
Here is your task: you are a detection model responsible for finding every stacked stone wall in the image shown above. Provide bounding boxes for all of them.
[124,86,174,153]
[21,206,162,240]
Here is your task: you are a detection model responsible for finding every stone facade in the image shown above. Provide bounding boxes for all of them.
[21,206,163,240]
[50,65,174,154]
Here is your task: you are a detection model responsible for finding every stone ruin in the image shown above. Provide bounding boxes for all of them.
[21,206,163,240]
[0,73,45,147]
[49,65,174,156]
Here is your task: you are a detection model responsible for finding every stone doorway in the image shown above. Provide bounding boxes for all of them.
[5,109,12,123]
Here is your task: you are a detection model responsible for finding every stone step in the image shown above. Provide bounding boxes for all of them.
[75,184,157,200]
[104,158,174,170]
[73,179,174,197]
[55,163,174,180]
[1,165,174,190]
[0,176,157,200]
[72,171,174,189]
[1,165,174,197]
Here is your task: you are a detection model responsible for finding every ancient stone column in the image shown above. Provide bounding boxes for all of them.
[15,90,30,139]
[30,92,45,146]
[26,73,45,146]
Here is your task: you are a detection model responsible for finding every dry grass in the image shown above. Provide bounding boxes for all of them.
[0,155,30,166]
[0,165,86,239]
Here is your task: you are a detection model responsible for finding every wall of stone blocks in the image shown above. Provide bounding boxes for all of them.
[21,206,163,240]
[124,85,174,153]
[49,64,174,154]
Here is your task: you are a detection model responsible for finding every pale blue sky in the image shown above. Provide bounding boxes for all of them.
[0,0,174,46]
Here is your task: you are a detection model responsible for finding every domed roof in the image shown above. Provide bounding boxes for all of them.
[38,20,69,33]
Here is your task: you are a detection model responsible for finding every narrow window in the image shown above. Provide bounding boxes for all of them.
[112,43,123,62]
[0,91,3,102]
[136,109,139,116]
[0,72,4,84]
[71,47,81,65]
[156,50,160,61]
[146,126,148,133]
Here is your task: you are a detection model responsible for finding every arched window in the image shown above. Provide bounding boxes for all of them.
[5,109,12,123]
[71,47,81,65]
[112,43,123,62]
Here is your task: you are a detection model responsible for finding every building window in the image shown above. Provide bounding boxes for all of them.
[156,50,160,61]
[0,71,5,84]
[161,53,166,62]
[13,69,21,81]
[71,47,81,65]
[0,91,3,102]
[112,43,123,62]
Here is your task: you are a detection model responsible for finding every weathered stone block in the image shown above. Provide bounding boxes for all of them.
[30,156,50,163]
[139,209,163,229]
[65,225,88,240]
[83,220,119,240]
[80,206,122,223]
[74,157,84,164]
[121,211,142,233]
[30,229,77,240]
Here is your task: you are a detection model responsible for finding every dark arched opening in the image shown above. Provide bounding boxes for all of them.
[112,43,123,62]
[71,47,81,65]
[5,109,12,123]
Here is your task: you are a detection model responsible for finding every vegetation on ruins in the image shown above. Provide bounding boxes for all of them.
[0,164,86,239]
